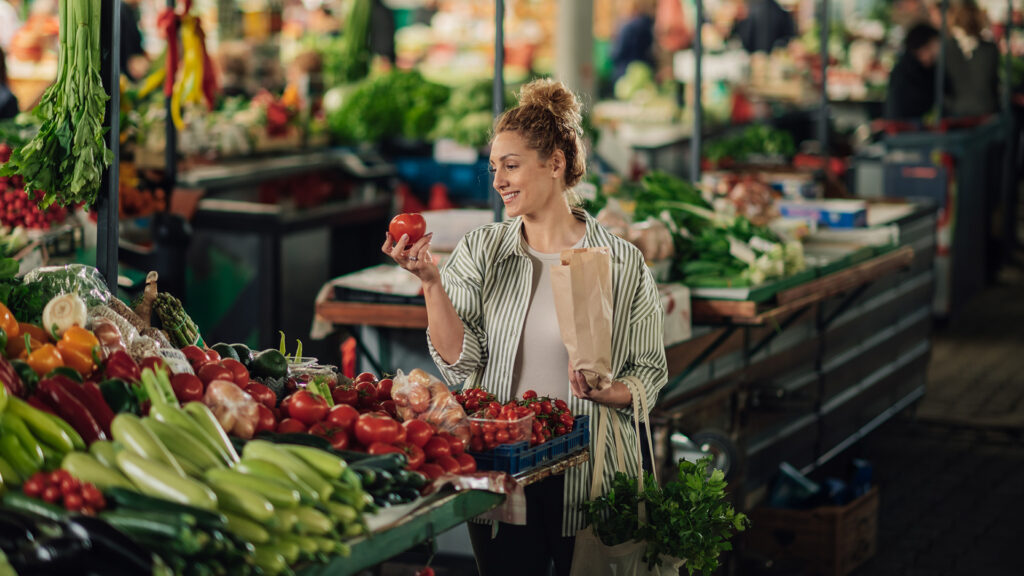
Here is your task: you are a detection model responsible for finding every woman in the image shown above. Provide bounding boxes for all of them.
[382,79,667,576]
[944,0,999,118]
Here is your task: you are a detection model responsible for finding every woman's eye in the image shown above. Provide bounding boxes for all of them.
[487,166,496,174]
[506,164,517,171]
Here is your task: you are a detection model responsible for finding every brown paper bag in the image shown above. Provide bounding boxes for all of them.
[551,247,614,390]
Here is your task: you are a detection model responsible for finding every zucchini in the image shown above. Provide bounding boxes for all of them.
[115,451,218,511]
[222,512,270,544]
[204,469,300,509]
[111,414,186,478]
[350,452,407,473]
[279,444,347,480]
[270,508,299,533]
[242,441,333,502]
[7,397,75,454]
[323,501,359,525]
[61,452,134,491]
[252,547,288,576]
[182,402,240,465]
[2,491,64,521]
[293,506,332,535]
[268,537,301,564]
[1,413,43,467]
[88,440,120,469]
[98,509,199,547]
[0,456,22,488]
[0,434,37,479]
[141,418,226,473]
[205,479,275,525]
[105,488,227,529]
[235,458,320,504]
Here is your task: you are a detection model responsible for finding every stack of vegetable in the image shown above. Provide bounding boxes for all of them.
[327,70,450,144]
[430,79,514,149]
[704,125,796,166]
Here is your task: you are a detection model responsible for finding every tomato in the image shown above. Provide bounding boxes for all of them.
[331,386,359,406]
[41,485,60,503]
[354,413,402,446]
[354,381,378,408]
[418,463,444,481]
[379,400,398,418]
[394,424,407,444]
[439,432,465,457]
[435,455,461,475]
[469,436,484,452]
[140,356,168,374]
[554,399,568,411]
[403,420,434,448]
[326,404,360,435]
[522,390,538,400]
[204,348,221,361]
[287,390,330,426]
[456,453,477,474]
[181,345,209,368]
[367,442,403,456]
[396,442,425,470]
[63,493,84,511]
[309,422,350,451]
[416,567,435,576]
[255,404,276,434]
[495,430,510,444]
[81,485,104,508]
[220,359,249,387]
[197,363,233,386]
[170,373,204,403]
[354,372,377,384]
[276,418,308,434]
[388,213,427,245]
[423,436,450,460]
[244,382,277,410]
[376,378,394,401]
[22,478,43,498]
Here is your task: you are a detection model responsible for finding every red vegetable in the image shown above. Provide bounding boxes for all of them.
[180,345,209,368]
[326,404,360,435]
[331,386,358,406]
[367,442,403,456]
[36,377,106,444]
[354,413,401,447]
[103,350,141,383]
[423,436,450,460]
[197,363,232,386]
[354,381,378,409]
[287,390,329,426]
[396,442,425,470]
[171,373,205,403]
[276,418,307,434]
[255,404,276,434]
[389,213,427,244]
[244,382,276,410]
[403,420,434,448]
[418,463,444,481]
[376,378,394,401]
[220,359,249,387]
[434,455,461,475]
[0,355,24,397]
[456,453,477,474]
[309,422,349,451]
[78,381,116,437]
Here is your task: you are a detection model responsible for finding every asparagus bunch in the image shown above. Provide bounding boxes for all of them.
[154,293,201,348]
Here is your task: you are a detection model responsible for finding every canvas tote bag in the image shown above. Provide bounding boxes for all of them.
[570,381,686,576]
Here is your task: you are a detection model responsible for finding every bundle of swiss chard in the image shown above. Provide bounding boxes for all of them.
[583,457,749,574]
[0,0,112,209]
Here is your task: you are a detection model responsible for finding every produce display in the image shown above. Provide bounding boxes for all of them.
[456,389,577,450]
[327,70,451,144]
[704,126,796,166]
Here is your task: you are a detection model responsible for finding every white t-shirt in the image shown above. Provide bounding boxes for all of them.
[510,234,585,401]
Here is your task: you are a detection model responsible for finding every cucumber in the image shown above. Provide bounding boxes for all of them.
[0,434,37,479]
[142,418,225,473]
[7,397,75,454]
[269,537,301,564]
[293,506,332,535]
[1,413,43,467]
[182,402,240,465]
[88,440,120,469]
[116,451,218,511]
[111,414,187,478]
[2,491,64,521]
[204,469,300,509]
[350,452,407,473]
[279,444,347,480]
[205,479,275,525]
[99,510,203,555]
[312,536,340,555]
[323,501,359,525]
[61,452,134,491]
[0,456,23,488]
[242,441,333,502]
[270,508,299,533]
[235,458,320,504]
[252,547,288,576]
[105,488,227,529]
[222,512,270,545]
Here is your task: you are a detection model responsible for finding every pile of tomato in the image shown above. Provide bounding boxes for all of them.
[22,470,106,515]
[456,389,576,449]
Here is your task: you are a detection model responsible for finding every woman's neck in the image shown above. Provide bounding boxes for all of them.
[521,201,587,254]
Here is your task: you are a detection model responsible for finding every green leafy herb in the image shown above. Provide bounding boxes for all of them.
[583,456,749,574]
[0,278,46,324]
[328,70,451,143]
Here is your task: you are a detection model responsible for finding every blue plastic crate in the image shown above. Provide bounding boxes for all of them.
[469,415,590,475]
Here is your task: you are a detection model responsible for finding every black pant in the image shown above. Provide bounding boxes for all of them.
[467,474,575,576]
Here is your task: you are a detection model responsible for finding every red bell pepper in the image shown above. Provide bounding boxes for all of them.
[0,356,24,398]
[35,377,106,444]
[26,396,55,415]
[104,350,141,383]
[74,380,115,438]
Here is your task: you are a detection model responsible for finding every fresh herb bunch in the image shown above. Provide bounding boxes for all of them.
[583,456,750,574]
[328,70,450,143]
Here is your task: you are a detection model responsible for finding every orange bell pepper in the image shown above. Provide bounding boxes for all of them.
[0,303,19,342]
[7,334,43,359]
[56,326,99,377]
[19,323,51,343]
[26,343,63,376]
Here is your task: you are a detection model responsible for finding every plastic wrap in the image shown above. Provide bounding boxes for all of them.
[22,264,111,308]
[391,369,471,442]
[89,316,127,360]
[88,305,141,345]
[203,379,260,439]
[628,218,675,262]
[424,472,526,525]
[127,336,160,364]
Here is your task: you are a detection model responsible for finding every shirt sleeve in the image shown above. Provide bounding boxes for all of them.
[614,264,667,421]
[426,235,489,387]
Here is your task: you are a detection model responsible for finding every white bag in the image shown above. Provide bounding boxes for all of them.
[570,382,686,576]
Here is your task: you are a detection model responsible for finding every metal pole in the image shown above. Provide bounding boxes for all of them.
[1004,0,1013,114]
[97,0,122,292]
[818,0,829,156]
[937,0,948,121]
[492,0,505,223]
[691,0,703,183]
[166,0,177,193]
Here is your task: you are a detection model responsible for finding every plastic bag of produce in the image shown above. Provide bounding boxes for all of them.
[89,316,128,360]
[22,264,110,308]
[391,368,470,442]
[203,379,260,439]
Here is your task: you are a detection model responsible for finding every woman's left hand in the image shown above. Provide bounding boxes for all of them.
[569,367,632,409]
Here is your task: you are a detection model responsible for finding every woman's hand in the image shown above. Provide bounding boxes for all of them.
[382,231,438,286]
[569,367,633,409]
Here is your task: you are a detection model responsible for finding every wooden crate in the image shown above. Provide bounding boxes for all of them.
[745,487,879,576]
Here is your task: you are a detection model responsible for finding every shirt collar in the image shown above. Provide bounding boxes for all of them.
[495,207,610,263]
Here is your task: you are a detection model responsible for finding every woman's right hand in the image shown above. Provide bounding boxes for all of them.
[382,231,438,285]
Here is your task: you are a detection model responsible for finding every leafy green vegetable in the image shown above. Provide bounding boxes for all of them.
[431,79,514,148]
[0,278,46,324]
[0,0,112,209]
[328,71,450,143]
[705,125,795,164]
[584,457,749,574]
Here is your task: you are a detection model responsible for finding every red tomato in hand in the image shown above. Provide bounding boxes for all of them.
[456,453,477,474]
[276,418,307,434]
[396,442,425,470]
[403,420,435,448]
[197,363,233,386]
[376,378,394,401]
[354,413,402,446]
[389,213,426,245]
[326,404,360,435]
[288,390,330,426]
[331,386,359,406]
[255,404,276,434]
[244,382,277,410]
[309,422,350,451]
[423,436,451,460]
[170,374,204,403]
[220,359,249,387]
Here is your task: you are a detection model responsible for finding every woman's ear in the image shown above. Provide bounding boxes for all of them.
[551,149,566,179]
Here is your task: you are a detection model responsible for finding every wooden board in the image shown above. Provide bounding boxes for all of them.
[316,301,429,330]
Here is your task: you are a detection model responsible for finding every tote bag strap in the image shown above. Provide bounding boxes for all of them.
[589,404,627,500]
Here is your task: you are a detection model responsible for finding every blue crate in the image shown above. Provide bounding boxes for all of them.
[442,160,493,203]
[469,415,590,475]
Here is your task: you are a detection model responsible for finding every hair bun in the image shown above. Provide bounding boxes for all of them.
[517,78,582,132]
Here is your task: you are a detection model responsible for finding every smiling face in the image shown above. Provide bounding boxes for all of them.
[489,131,566,219]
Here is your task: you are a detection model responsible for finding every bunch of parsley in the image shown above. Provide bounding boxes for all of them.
[583,457,750,574]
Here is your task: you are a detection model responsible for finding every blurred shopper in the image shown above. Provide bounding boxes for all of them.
[369,0,396,67]
[729,0,796,53]
[886,23,941,121]
[611,0,656,82]
[0,45,18,119]
[121,0,149,81]
[944,0,1000,117]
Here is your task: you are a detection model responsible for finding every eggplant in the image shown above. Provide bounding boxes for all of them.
[8,535,91,575]
[63,514,156,576]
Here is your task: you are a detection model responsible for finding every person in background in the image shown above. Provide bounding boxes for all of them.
[729,0,796,53]
[944,0,1000,117]
[121,0,149,81]
[885,23,941,121]
[0,45,18,119]
[0,0,20,51]
[412,0,439,27]
[610,0,656,82]
[369,0,396,67]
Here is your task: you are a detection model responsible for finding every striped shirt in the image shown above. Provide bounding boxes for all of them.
[426,208,668,536]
